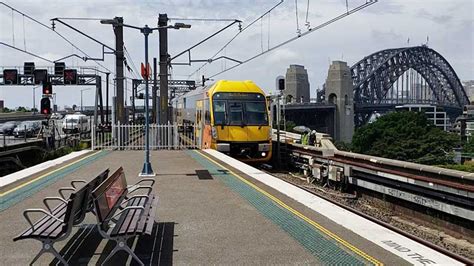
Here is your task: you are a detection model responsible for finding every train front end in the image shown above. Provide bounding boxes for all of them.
[209,80,272,163]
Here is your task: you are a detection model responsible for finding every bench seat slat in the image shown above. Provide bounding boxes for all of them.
[144,196,158,235]
[125,197,148,235]
[16,204,67,240]
[113,197,147,236]
[137,195,157,235]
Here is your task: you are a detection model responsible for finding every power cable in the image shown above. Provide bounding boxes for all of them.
[305,0,310,29]
[0,2,114,74]
[52,17,108,21]
[295,0,301,35]
[123,46,140,79]
[0,41,54,63]
[260,17,264,52]
[268,11,271,49]
[11,9,15,46]
[168,18,238,22]
[207,0,377,79]
[187,0,284,79]
[22,14,26,50]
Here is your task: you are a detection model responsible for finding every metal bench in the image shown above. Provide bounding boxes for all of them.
[41,169,110,225]
[13,184,91,265]
[92,167,158,266]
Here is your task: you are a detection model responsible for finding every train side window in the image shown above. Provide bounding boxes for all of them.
[205,100,210,125]
[213,101,226,125]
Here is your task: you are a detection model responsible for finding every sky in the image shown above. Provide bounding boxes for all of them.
[0,0,473,110]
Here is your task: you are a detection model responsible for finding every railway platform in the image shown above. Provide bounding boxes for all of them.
[0,149,465,265]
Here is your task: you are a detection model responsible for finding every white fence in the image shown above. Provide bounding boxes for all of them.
[92,123,198,150]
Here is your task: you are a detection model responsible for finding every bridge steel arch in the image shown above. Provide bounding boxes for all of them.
[350,46,469,126]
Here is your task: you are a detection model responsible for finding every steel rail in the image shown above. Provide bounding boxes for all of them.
[273,174,473,265]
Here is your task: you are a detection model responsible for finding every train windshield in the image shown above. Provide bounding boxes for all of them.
[212,92,268,126]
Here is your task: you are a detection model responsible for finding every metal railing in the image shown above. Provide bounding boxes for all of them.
[92,122,198,150]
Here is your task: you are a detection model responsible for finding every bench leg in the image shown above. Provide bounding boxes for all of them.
[101,238,144,266]
[30,241,68,266]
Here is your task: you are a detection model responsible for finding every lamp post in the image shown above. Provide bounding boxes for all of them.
[101,18,190,177]
[80,88,91,112]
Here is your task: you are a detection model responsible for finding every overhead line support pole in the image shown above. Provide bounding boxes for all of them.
[113,17,126,125]
[159,13,169,124]
[153,57,158,123]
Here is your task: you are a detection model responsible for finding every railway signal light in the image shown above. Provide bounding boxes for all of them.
[63,69,77,84]
[3,69,18,84]
[34,69,48,84]
[40,97,51,115]
[24,62,35,75]
[54,62,65,75]
[42,82,53,95]
[276,76,285,91]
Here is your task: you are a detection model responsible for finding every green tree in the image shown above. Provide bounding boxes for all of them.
[351,111,460,165]
[16,106,29,112]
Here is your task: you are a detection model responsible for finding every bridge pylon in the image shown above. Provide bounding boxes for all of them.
[325,61,354,143]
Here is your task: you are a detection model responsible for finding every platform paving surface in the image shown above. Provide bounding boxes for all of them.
[0,150,408,265]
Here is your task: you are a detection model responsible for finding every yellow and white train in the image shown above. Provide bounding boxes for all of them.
[173,80,272,163]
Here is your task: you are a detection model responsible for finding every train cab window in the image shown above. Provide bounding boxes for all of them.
[229,102,244,126]
[245,102,268,125]
[213,101,226,125]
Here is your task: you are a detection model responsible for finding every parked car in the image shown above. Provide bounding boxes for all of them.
[13,121,42,138]
[62,113,90,133]
[50,113,64,120]
[1,121,21,135]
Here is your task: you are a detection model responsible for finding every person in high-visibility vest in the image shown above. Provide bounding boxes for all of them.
[301,130,310,145]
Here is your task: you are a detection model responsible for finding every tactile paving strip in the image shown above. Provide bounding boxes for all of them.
[188,151,370,265]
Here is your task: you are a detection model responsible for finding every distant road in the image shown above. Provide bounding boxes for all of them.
[0,112,46,122]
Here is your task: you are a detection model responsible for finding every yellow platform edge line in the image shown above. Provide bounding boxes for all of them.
[0,150,101,197]
[196,150,383,266]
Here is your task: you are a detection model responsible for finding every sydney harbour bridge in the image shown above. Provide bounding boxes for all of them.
[350,45,469,126]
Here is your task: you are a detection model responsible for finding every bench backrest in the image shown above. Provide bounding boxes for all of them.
[72,168,110,225]
[84,168,110,212]
[63,184,90,233]
[92,167,128,231]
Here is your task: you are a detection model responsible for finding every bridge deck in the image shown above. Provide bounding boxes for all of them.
[0,150,459,265]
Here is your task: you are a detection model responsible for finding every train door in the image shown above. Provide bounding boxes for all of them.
[202,99,212,149]
[195,100,204,148]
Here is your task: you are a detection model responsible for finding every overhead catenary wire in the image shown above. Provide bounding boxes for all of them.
[207,0,377,79]
[305,0,310,29]
[295,0,301,35]
[22,14,26,50]
[123,45,140,79]
[0,41,54,63]
[168,18,239,22]
[187,0,284,79]
[0,2,114,74]
[11,8,15,46]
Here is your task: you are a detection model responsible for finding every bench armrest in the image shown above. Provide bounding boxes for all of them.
[107,206,144,221]
[127,185,152,195]
[121,195,150,206]
[43,197,67,212]
[23,209,63,229]
[58,187,76,200]
[70,180,87,189]
[132,178,155,187]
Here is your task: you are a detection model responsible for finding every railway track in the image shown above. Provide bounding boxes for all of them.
[260,168,474,263]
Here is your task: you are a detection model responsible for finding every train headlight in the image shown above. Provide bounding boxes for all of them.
[211,126,218,139]
[261,152,266,157]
